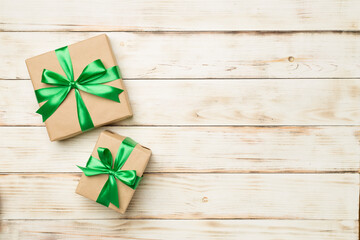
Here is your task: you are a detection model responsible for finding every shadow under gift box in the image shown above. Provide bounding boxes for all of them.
[76,130,152,214]
[25,34,132,141]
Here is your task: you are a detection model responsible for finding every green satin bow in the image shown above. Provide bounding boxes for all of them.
[77,137,141,208]
[35,46,123,131]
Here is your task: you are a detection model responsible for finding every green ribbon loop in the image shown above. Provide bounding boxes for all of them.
[35,46,123,132]
[77,137,142,208]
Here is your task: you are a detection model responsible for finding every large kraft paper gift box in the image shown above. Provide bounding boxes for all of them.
[25,34,132,141]
[76,130,151,214]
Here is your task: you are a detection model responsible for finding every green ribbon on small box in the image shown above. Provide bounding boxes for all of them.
[35,46,123,131]
[78,137,142,208]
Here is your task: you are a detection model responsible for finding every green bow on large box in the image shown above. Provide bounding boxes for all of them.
[35,46,123,131]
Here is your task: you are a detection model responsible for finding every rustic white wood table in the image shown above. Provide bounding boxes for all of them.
[0,0,359,239]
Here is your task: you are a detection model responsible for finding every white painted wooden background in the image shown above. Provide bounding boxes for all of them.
[0,0,359,239]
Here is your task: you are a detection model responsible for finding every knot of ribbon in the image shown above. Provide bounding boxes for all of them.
[77,137,141,208]
[35,46,124,131]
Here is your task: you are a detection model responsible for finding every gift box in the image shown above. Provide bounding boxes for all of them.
[25,34,132,141]
[76,130,151,214]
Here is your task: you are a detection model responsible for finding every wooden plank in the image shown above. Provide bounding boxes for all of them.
[1,0,359,31]
[0,126,359,173]
[0,173,357,220]
[2,79,360,126]
[1,219,358,240]
[2,32,360,79]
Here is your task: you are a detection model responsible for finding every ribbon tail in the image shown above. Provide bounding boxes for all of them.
[96,175,119,208]
[96,177,111,207]
[36,87,70,122]
[75,89,94,131]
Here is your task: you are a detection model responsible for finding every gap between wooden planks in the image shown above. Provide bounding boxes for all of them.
[1,32,360,79]
[1,79,360,126]
[0,173,358,220]
[1,220,358,240]
[0,0,359,31]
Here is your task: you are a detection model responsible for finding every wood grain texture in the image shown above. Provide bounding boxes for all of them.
[1,1,359,238]
[1,220,358,240]
[1,0,359,31]
[0,173,358,220]
[1,32,360,79]
[2,79,360,126]
[0,126,359,173]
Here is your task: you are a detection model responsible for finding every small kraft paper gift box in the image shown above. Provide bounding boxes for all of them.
[25,34,132,141]
[76,130,151,214]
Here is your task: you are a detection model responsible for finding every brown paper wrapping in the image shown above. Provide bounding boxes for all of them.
[25,34,132,141]
[75,130,151,214]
